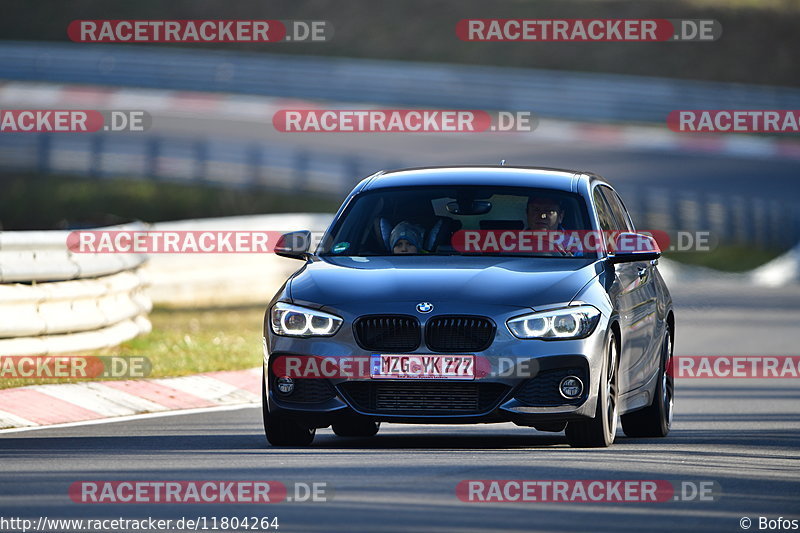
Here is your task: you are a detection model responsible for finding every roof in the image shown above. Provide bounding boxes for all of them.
[360,166,606,193]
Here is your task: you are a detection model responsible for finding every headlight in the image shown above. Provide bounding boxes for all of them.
[507,305,601,340]
[270,302,343,337]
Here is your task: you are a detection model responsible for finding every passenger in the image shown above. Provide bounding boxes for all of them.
[390,221,424,254]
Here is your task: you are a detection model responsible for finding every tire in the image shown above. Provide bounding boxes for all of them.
[332,419,380,438]
[566,333,618,448]
[262,373,316,446]
[621,329,673,438]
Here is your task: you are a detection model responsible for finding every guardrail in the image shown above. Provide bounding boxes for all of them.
[0,131,397,197]
[1,129,797,248]
[144,213,333,307]
[0,227,146,283]
[0,215,333,356]
[2,42,800,123]
[0,223,152,356]
[1,43,798,248]
[626,187,800,250]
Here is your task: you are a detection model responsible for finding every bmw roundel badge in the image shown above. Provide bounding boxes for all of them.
[416,302,434,313]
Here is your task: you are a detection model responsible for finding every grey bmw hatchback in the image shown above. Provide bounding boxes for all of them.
[262,166,675,448]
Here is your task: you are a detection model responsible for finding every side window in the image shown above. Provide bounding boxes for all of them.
[592,188,617,231]
[599,186,634,232]
[612,191,636,231]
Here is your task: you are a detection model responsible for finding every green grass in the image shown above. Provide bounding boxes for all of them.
[109,306,266,375]
[663,244,784,272]
[0,307,265,390]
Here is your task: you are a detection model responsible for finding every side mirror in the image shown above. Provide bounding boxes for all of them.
[607,232,661,264]
[274,230,312,260]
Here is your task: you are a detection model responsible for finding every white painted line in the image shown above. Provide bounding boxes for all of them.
[85,382,172,413]
[722,136,778,158]
[154,375,259,405]
[0,403,260,434]
[217,97,280,118]
[0,408,38,429]
[0,82,64,105]
[32,382,166,417]
[619,127,680,150]
[107,88,174,110]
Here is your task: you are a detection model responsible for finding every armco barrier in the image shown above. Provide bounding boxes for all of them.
[144,213,333,307]
[0,229,146,283]
[2,42,800,123]
[0,131,390,198]
[0,214,333,355]
[0,223,152,356]
[2,124,797,246]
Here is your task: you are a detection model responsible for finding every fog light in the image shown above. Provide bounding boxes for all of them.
[275,376,295,395]
[559,376,583,399]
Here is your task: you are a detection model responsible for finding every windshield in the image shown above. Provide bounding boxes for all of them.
[317,185,596,258]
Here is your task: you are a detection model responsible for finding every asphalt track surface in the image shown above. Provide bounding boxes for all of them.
[1,110,799,532]
[0,281,798,533]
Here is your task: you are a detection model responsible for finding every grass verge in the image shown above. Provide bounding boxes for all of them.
[0,306,265,390]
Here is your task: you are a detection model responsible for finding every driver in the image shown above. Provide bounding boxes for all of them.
[526,194,565,231]
[526,194,583,256]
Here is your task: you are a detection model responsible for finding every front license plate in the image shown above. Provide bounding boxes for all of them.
[370,354,475,380]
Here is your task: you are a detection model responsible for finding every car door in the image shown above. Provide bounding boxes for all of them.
[593,188,635,395]
[598,185,660,392]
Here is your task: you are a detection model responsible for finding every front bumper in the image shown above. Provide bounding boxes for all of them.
[264,310,610,427]
[266,359,596,428]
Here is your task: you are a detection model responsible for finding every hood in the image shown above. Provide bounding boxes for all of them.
[289,255,601,310]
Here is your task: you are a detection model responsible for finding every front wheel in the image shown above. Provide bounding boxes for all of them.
[262,373,316,446]
[566,333,618,448]
[621,329,673,438]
